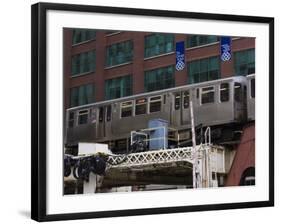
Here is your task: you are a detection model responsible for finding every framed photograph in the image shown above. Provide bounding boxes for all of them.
[31,2,274,222]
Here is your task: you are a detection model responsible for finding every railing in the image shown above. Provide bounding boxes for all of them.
[107,146,206,168]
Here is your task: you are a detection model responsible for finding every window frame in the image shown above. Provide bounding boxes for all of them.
[219,82,230,103]
[144,65,175,92]
[148,95,162,113]
[183,91,190,109]
[144,33,174,58]
[200,86,215,105]
[68,111,75,128]
[72,29,96,46]
[250,78,255,98]
[77,109,89,125]
[120,100,134,118]
[135,98,148,116]
[105,40,133,67]
[234,82,243,102]
[188,56,220,84]
[71,50,96,77]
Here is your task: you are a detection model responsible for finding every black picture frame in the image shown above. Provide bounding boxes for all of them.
[31,2,274,222]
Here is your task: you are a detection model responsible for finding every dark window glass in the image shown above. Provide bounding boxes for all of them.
[144,65,175,92]
[99,107,104,122]
[234,83,243,102]
[68,111,75,127]
[70,84,95,107]
[135,98,147,115]
[201,87,215,104]
[71,51,96,76]
[220,83,230,102]
[106,105,112,121]
[105,75,132,100]
[121,101,133,118]
[144,33,174,58]
[187,35,219,48]
[234,49,255,76]
[149,96,162,113]
[72,29,96,45]
[106,40,133,67]
[188,56,220,84]
[174,93,181,110]
[183,91,190,108]
[251,79,255,98]
[78,110,89,125]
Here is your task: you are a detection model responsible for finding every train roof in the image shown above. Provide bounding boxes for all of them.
[67,74,255,111]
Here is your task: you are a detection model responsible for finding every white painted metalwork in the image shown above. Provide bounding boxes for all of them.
[107,146,196,168]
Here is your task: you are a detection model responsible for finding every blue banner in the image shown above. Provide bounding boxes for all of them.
[175,41,185,71]
[220,37,231,61]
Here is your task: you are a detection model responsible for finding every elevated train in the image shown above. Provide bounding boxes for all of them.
[65,74,255,154]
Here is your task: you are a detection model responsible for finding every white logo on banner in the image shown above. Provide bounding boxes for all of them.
[176,52,185,71]
[221,44,231,61]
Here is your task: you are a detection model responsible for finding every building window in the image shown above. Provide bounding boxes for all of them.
[187,35,219,48]
[220,83,230,102]
[105,75,132,100]
[70,84,95,107]
[234,49,255,76]
[188,56,220,84]
[72,29,96,45]
[106,40,133,67]
[201,86,215,104]
[144,33,174,58]
[144,65,175,92]
[71,51,96,76]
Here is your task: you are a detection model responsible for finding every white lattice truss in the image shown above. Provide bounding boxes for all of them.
[107,145,208,168]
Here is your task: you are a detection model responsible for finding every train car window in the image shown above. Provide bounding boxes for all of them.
[121,101,133,117]
[196,89,199,98]
[149,96,162,113]
[220,83,229,102]
[99,107,104,122]
[234,83,242,102]
[78,109,89,125]
[183,91,190,108]
[251,79,255,98]
[106,105,112,121]
[174,93,181,110]
[68,111,75,127]
[201,86,215,104]
[135,98,147,115]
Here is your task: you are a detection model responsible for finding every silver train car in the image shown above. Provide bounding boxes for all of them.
[246,74,255,121]
[65,75,255,153]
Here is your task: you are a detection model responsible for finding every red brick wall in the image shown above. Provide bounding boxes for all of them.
[63,29,255,109]
[225,123,255,186]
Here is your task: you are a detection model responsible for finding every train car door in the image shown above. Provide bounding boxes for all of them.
[234,82,246,122]
[97,106,105,139]
[181,90,191,126]
[104,105,112,139]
